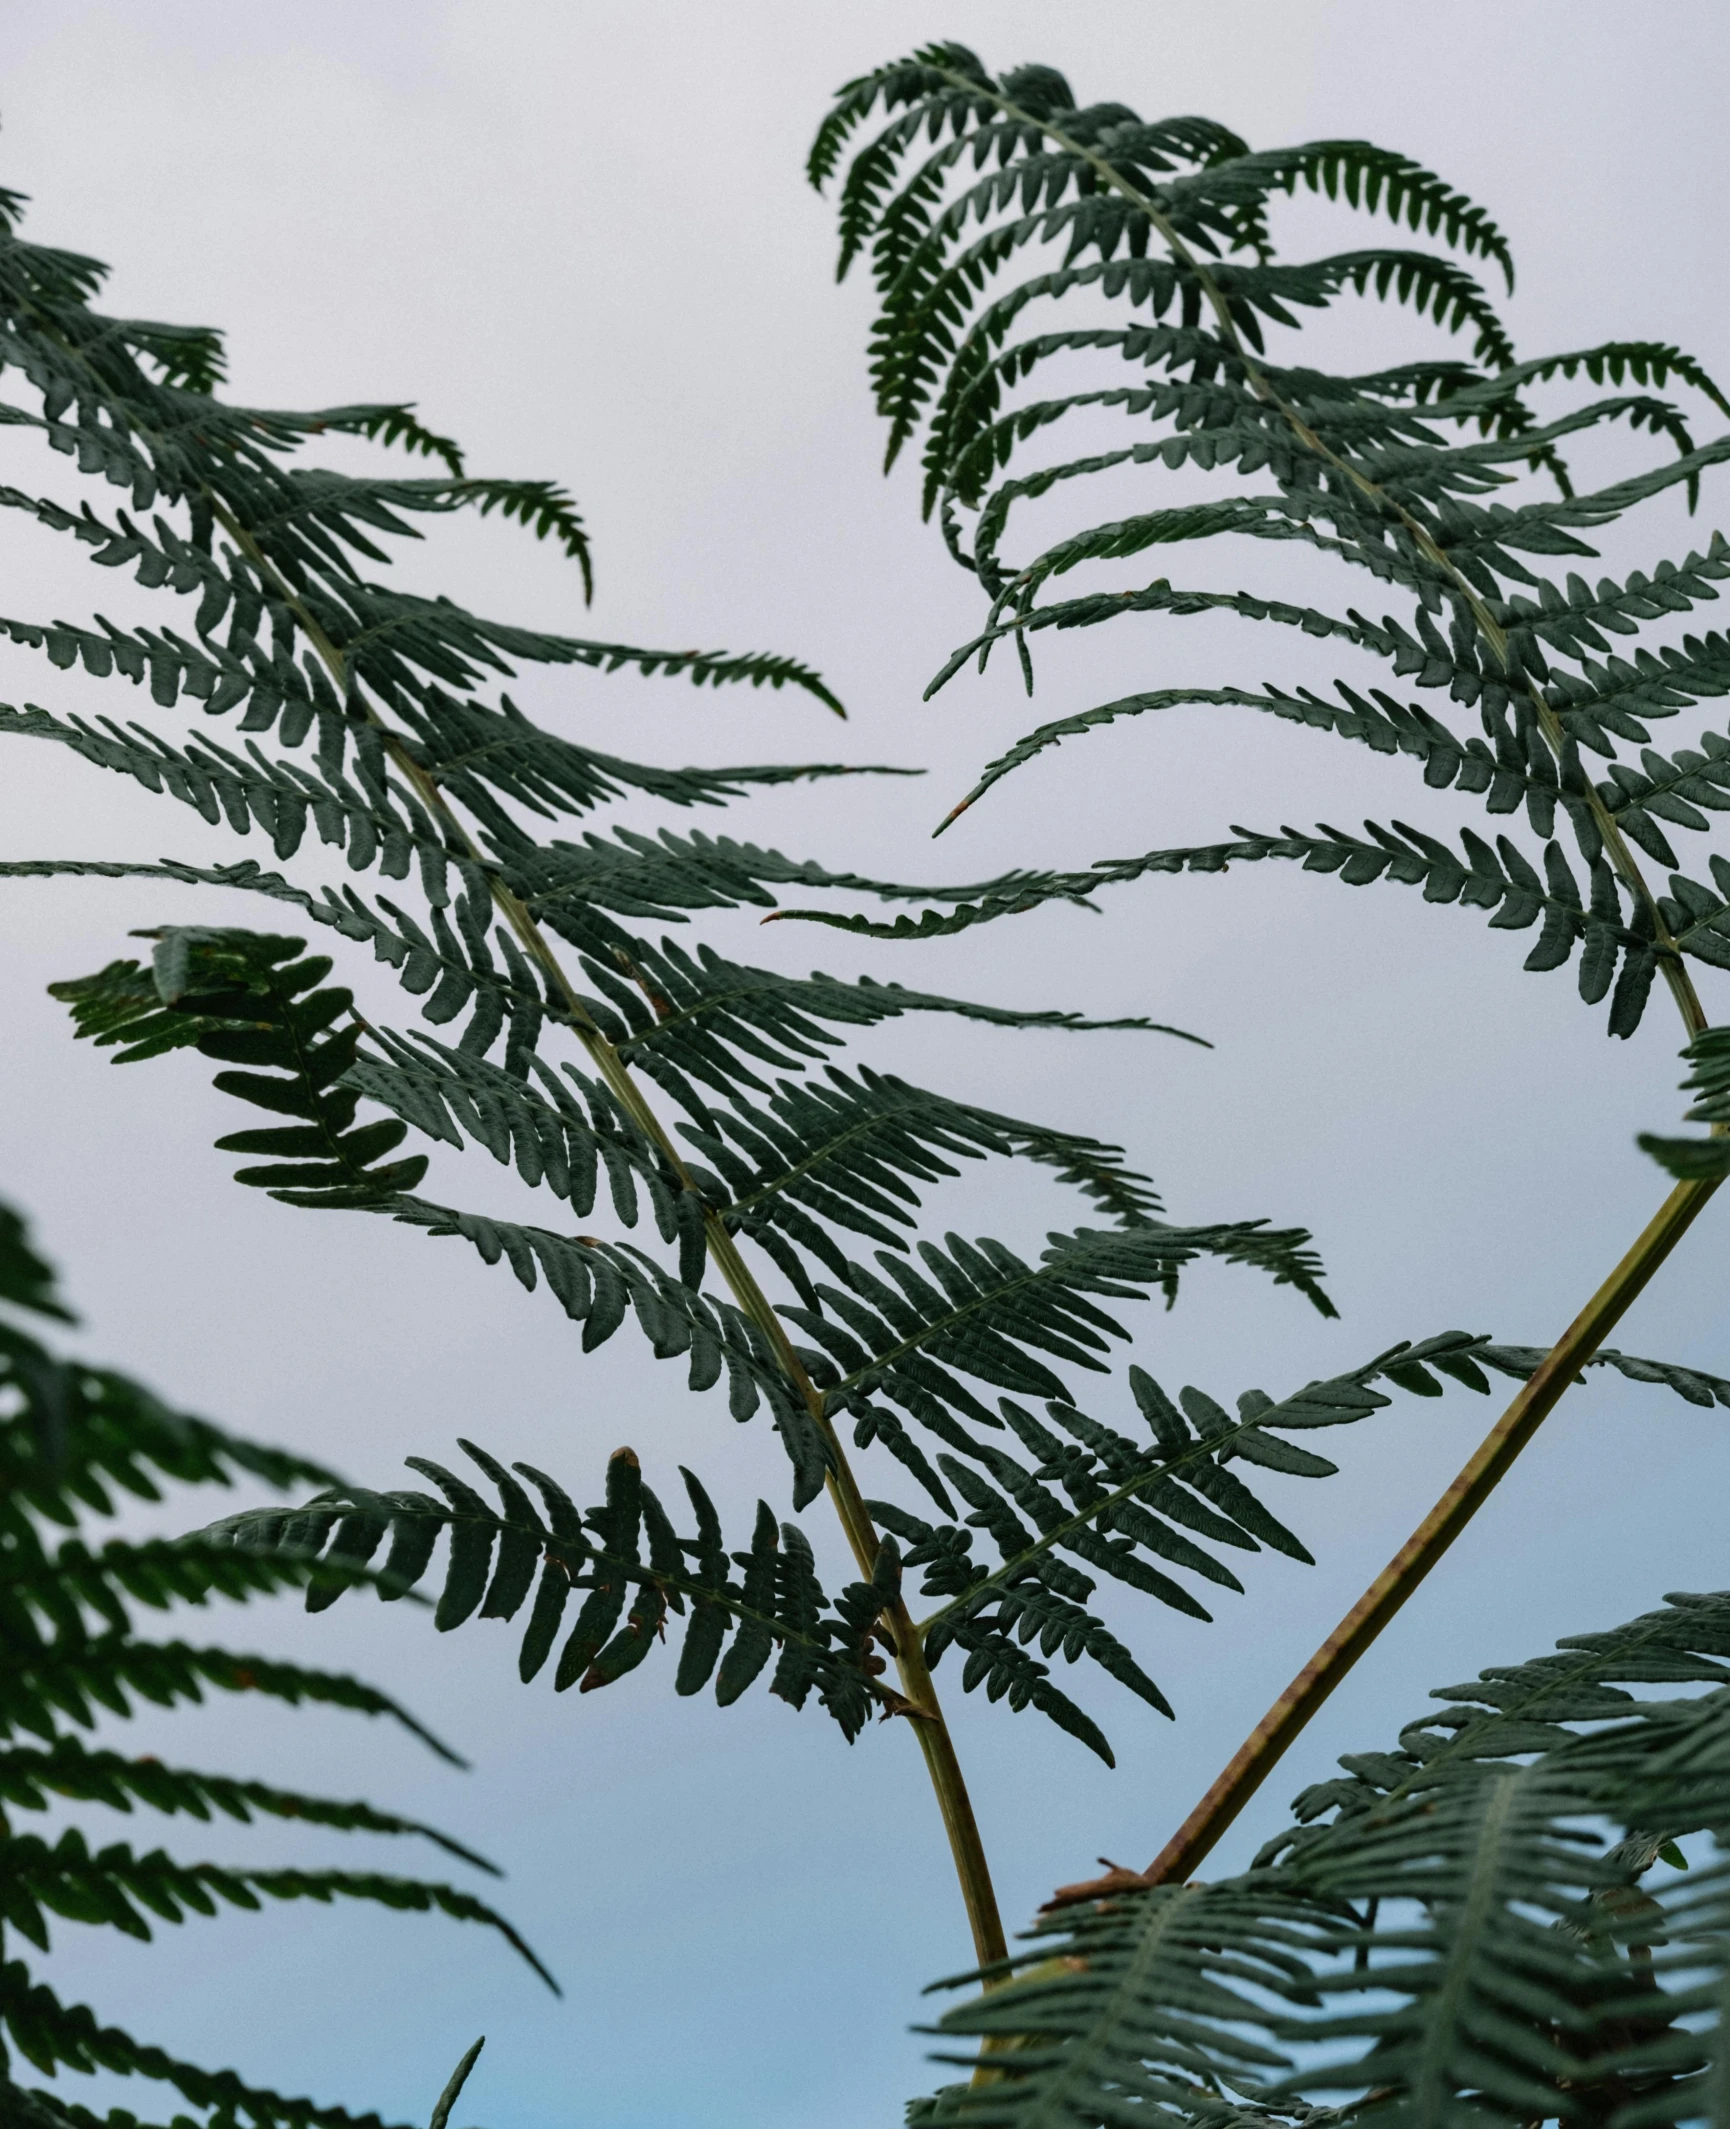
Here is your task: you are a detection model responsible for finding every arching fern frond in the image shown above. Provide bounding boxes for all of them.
[567,932,1204,1110]
[1267,1586,1730,1860]
[814,45,1730,1042]
[0,1735,497,1874]
[43,926,1272,1523]
[1220,140,1517,287]
[438,477,592,597]
[875,1332,1727,1767]
[772,814,1684,1038]
[7,859,1198,1158]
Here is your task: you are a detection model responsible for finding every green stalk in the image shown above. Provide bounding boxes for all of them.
[211,504,1007,1969]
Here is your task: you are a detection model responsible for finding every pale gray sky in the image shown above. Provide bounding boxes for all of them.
[5,7,1730,2126]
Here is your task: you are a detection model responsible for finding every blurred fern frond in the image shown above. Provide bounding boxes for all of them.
[0,1196,546,2129]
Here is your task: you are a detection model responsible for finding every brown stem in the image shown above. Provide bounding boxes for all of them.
[210,505,1006,1969]
[1125,1172,1719,1893]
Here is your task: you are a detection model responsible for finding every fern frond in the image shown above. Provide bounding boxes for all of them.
[114,319,228,396]
[935,682,1484,833]
[441,477,592,599]
[684,1067,1167,1303]
[200,1442,902,1744]
[0,1192,546,2126]
[0,1322,335,1545]
[0,1630,458,1760]
[814,43,1730,1057]
[871,1323,1724,1768]
[918,1588,1730,2125]
[1269,1586,1730,1858]
[1641,1022,1730,1179]
[782,1219,1334,1471]
[0,1961,410,2129]
[62,918,1325,1522]
[774,816,1673,1036]
[0,1736,497,1873]
[4,864,1194,1114]
[0,1824,552,1988]
[60,927,1228,1521]
[1504,338,1730,419]
[574,934,1204,1112]
[204,1336,1533,1765]
[1223,139,1517,288]
[394,685,915,829]
[0,702,432,873]
[874,1328,1717,1760]
[46,916,1200,1349]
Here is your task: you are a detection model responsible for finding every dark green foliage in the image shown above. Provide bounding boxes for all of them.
[810,45,1730,1038]
[678,1065,1171,1302]
[48,921,1328,1528]
[11,93,1730,2129]
[0,1195,546,2129]
[1642,1022,1730,1178]
[873,1331,1728,1763]
[226,1330,1726,1776]
[1266,1587,1730,1858]
[913,1591,1730,2129]
[7,151,1727,1785]
[0,152,1327,1590]
[0,857,1199,1114]
[199,1440,905,1743]
[50,932,428,1206]
[771,819,1678,1037]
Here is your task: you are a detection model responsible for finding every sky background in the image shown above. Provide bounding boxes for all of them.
[5,5,1730,2126]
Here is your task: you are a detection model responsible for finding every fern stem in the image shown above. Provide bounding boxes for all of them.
[1128,1171,1718,1892]
[208,504,1007,1969]
[928,66,1712,1039]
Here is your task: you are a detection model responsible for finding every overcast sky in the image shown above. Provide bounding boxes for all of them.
[6,7,1730,2127]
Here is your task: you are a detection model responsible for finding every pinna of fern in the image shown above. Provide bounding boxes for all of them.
[0,1195,544,2129]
